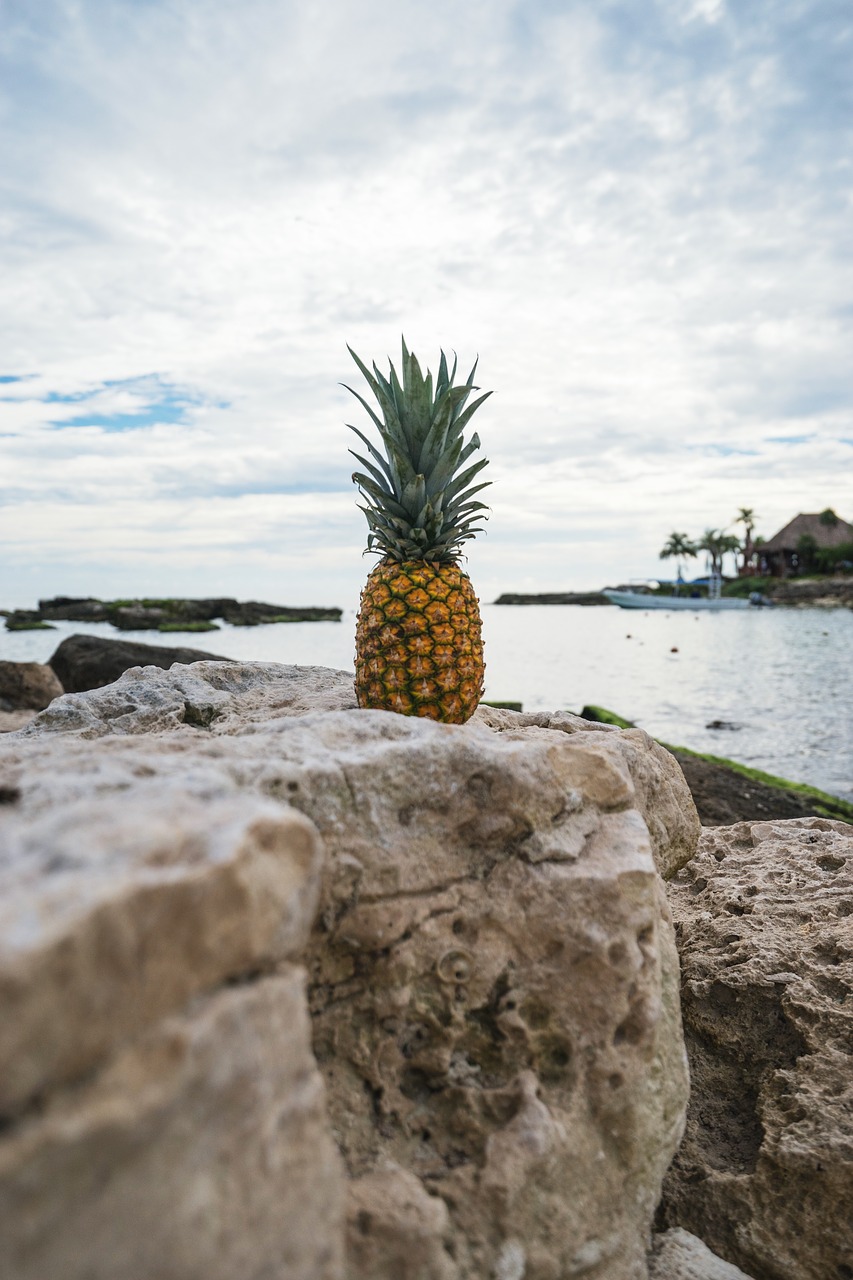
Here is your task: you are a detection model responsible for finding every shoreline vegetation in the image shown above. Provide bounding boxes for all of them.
[2,596,343,633]
[580,704,853,827]
[494,575,853,608]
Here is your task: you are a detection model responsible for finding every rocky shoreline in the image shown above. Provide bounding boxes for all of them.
[3,639,851,831]
[0,661,849,1278]
[494,576,853,608]
[580,705,853,828]
[2,595,343,632]
[494,591,611,605]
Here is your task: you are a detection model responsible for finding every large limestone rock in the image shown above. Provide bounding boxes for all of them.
[0,787,345,1280]
[475,705,700,879]
[660,817,853,1280]
[15,662,699,881]
[0,791,324,1114]
[0,972,343,1280]
[0,662,700,1279]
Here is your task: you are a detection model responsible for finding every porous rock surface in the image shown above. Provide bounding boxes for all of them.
[0,791,324,1113]
[660,817,853,1280]
[0,787,344,1280]
[14,663,700,881]
[0,662,700,1279]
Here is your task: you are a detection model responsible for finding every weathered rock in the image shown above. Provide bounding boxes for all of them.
[0,662,700,1278]
[32,595,344,626]
[48,632,231,693]
[346,1164,455,1280]
[660,817,853,1280]
[110,604,171,629]
[474,704,701,879]
[648,1229,756,1279]
[2,611,57,631]
[0,972,345,1280]
[767,575,853,608]
[494,592,611,606]
[37,596,112,620]
[220,599,343,625]
[25,659,357,736]
[15,665,697,883]
[0,782,343,1279]
[0,790,324,1114]
[0,661,63,712]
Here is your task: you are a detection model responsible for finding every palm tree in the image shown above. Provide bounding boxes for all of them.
[698,528,741,577]
[659,532,698,590]
[734,507,758,573]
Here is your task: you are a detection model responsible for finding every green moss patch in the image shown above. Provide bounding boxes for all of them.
[157,621,221,633]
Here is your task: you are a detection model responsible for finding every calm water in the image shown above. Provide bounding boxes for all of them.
[4,603,852,801]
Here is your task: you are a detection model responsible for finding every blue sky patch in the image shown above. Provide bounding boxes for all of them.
[44,375,219,432]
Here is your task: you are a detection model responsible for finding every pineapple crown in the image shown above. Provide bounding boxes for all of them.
[345,337,492,563]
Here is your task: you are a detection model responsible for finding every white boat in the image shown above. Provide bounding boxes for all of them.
[603,590,754,610]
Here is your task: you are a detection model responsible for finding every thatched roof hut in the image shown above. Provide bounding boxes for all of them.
[759,511,853,576]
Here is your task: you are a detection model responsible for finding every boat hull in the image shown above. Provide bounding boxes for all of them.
[603,590,752,611]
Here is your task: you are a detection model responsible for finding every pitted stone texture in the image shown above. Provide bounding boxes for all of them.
[346,1164,455,1280]
[312,801,688,1279]
[0,661,63,711]
[19,660,358,737]
[0,664,697,1279]
[0,972,345,1280]
[0,790,323,1115]
[648,1229,756,1279]
[660,818,853,1280]
[475,705,700,879]
[15,663,698,881]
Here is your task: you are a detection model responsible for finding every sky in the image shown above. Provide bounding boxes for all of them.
[1,0,851,611]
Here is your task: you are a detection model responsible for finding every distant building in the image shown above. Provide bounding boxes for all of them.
[758,511,853,577]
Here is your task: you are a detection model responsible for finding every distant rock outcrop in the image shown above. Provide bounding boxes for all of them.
[494,591,611,605]
[4,596,344,632]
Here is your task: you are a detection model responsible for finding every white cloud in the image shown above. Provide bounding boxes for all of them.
[1,0,851,608]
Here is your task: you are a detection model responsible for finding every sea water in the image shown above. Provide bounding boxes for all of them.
[3,603,852,802]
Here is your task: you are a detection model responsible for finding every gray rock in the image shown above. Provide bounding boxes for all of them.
[0,790,324,1114]
[48,633,232,693]
[660,817,853,1280]
[0,972,345,1280]
[649,1229,756,1279]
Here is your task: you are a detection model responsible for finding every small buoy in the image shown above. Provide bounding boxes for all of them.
[626,634,632,639]
[670,646,679,653]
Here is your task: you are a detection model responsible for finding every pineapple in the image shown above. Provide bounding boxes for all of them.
[346,338,492,723]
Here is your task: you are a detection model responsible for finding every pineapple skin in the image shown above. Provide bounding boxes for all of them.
[355,558,484,724]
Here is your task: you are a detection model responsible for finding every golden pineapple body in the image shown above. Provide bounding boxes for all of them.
[355,558,484,723]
